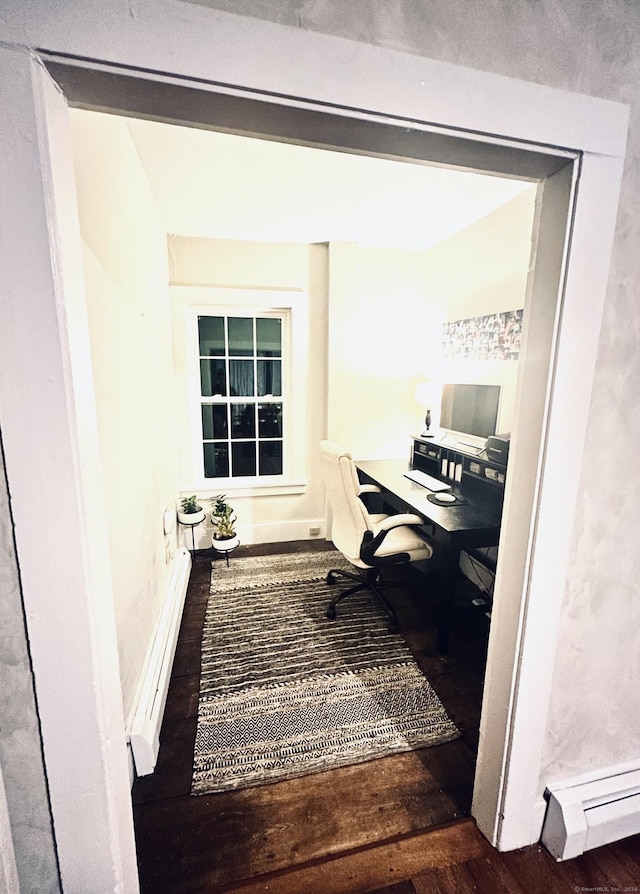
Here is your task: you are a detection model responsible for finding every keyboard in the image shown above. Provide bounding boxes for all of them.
[404,469,452,493]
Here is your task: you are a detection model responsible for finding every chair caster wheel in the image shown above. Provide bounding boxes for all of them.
[327,607,336,620]
[387,624,397,634]
[327,572,336,584]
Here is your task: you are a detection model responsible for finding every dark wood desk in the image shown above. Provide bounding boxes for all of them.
[356,456,504,653]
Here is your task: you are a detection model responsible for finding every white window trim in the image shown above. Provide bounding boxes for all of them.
[183,287,308,494]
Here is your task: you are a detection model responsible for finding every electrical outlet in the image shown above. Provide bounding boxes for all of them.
[309,525,320,536]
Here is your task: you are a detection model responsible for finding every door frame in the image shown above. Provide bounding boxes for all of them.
[0,14,628,888]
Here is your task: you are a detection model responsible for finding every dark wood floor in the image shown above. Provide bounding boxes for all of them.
[133,540,489,891]
[131,541,640,893]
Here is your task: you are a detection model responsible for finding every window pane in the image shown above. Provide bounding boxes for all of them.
[229,359,254,396]
[228,317,254,356]
[198,316,225,356]
[232,442,256,477]
[200,359,226,397]
[256,318,281,357]
[231,403,255,439]
[258,403,282,438]
[204,442,228,478]
[197,312,288,481]
[202,404,228,439]
[257,360,281,396]
[259,442,283,475]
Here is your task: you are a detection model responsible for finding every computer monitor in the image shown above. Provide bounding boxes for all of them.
[440,383,501,441]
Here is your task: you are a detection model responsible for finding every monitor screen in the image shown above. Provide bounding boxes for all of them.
[440,383,501,440]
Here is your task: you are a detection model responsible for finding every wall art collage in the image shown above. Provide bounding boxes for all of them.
[442,308,523,360]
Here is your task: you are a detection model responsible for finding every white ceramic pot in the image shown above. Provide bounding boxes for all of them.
[177,508,206,525]
[211,534,240,552]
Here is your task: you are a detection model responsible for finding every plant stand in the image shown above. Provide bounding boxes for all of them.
[212,535,240,566]
[178,517,204,556]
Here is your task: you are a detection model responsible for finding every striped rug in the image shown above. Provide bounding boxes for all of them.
[191,550,459,795]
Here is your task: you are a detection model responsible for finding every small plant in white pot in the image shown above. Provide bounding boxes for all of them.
[211,494,239,552]
[177,495,206,525]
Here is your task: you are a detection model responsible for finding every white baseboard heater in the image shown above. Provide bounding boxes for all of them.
[128,547,192,777]
[542,761,640,860]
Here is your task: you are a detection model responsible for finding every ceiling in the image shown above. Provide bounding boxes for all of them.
[96,111,536,251]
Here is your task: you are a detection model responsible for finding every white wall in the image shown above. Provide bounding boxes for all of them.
[70,110,180,719]
[327,242,436,459]
[436,188,537,323]
[326,192,536,459]
[424,188,537,434]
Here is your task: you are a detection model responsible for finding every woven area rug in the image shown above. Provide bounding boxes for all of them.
[191,550,459,795]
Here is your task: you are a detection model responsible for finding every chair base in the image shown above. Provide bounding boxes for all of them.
[326,567,398,633]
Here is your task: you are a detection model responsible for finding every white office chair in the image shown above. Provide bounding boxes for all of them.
[319,440,434,632]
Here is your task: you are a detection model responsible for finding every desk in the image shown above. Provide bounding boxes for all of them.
[356,454,504,653]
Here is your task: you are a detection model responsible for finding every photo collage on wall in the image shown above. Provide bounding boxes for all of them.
[442,308,523,361]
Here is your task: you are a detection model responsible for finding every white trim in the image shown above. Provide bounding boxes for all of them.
[193,305,289,480]
[478,151,626,851]
[542,762,640,860]
[0,46,139,892]
[177,287,308,488]
[42,49,586,173]
[232,519,327,545]
[179,514,323,550]
[181,481,307,498]
[17,3,626,155]
[128,548,192,777]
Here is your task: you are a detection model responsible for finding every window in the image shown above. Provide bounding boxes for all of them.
[179,287,307,492]
[198,311,286,480]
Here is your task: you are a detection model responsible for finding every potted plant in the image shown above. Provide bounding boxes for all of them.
[210,494,240,552]
[177,495,206,526]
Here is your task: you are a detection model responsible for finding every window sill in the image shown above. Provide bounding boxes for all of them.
[182,479,307,498]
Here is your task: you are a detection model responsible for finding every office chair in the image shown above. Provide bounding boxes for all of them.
[319,440,434,632]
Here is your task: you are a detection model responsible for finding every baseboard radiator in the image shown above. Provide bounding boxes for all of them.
[128,547,192,777]
[542,761,640,860]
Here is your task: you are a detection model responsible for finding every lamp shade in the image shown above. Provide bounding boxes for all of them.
[415,380,437,407]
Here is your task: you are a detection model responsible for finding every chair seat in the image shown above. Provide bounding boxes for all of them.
[347,514,433,569]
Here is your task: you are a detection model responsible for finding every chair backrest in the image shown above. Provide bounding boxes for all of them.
[319,440,373,563]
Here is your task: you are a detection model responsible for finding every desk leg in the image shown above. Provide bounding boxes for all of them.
[437,545,460,655]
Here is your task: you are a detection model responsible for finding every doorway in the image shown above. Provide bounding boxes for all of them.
[0,41,625,891]
[67,97,545,885]
[68,97,543,885]
[48,49,576,806]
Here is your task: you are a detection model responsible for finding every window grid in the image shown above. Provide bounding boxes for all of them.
[199,314,284,480]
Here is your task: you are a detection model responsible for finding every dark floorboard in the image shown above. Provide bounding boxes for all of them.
[133,540,494,892]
